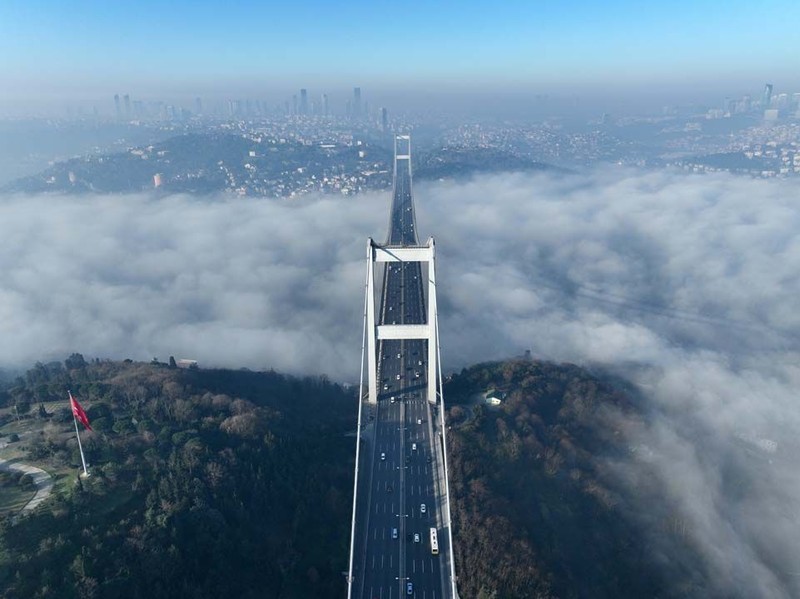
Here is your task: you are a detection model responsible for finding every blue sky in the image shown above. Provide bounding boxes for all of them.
[1,0,799,109]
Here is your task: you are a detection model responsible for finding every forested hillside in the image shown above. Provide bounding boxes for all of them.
[445,360,702,599]
[0,356,704,598]
[0,358,355,599]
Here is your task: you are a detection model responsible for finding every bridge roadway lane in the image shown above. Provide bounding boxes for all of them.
[355,157,448,598]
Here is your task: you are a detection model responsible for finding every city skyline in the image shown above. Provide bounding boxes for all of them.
[1,0,799,116]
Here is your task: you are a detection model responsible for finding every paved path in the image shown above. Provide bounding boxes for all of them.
[0,458,54,512]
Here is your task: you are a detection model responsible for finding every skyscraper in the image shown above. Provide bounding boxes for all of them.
[763,83,773,108]
[123,94,131,117]
[195,97,202,115]
[381,107,388,133]
[353,87,362,118]
[300,88,308,115]
[742,95,752,112]
[114,94,121,119]
[323,93,329,117]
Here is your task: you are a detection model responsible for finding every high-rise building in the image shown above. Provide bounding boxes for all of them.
[742,95,752,112]
[381,107,388,133]
[195,97,202,115]
[323,93,329,116]
[353,87,362,118]
[114,94,121,119]
[123,94,131,117]
[292,94,298,116]
[723,98,735,114]
[763,83,773,108]
[300,88,308,115]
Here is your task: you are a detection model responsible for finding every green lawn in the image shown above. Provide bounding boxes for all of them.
[0,482,36,515]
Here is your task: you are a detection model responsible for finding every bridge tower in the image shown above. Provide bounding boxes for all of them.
[364,238,439,405]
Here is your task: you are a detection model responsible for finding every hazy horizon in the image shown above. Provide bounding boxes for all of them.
[2,0,799,118]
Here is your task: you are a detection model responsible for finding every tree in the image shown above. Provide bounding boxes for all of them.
[65,353,87,370]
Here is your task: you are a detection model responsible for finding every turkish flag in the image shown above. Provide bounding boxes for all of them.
[69,392,92,431]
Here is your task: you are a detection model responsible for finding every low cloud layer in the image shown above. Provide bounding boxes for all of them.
[0,192,383,374]
[1,168,799,596]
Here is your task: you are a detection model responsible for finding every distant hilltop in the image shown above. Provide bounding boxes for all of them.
[1,132,559,197]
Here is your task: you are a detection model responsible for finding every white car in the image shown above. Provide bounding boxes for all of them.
[390,396,396,403]
[412,443,417,451]
[381,452,386,461]
[396,374,401,380]
[417,418,422,424]
[420,503,426,513]
[414,533,420,542]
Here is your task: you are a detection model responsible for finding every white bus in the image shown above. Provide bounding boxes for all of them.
[429,527,439,555]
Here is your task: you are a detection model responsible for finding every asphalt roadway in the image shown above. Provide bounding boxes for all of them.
[352,156,453,599]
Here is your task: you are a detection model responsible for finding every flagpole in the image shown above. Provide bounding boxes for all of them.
[69,391,89,477]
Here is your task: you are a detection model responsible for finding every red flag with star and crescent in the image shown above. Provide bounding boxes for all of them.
[69,391,92,431]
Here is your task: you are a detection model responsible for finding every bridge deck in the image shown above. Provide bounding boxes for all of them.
[349,140,456,599]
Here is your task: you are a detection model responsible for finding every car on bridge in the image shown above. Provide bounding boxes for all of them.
[407,581,413,595]
[381,452,386,460]
[420,503,426,513]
